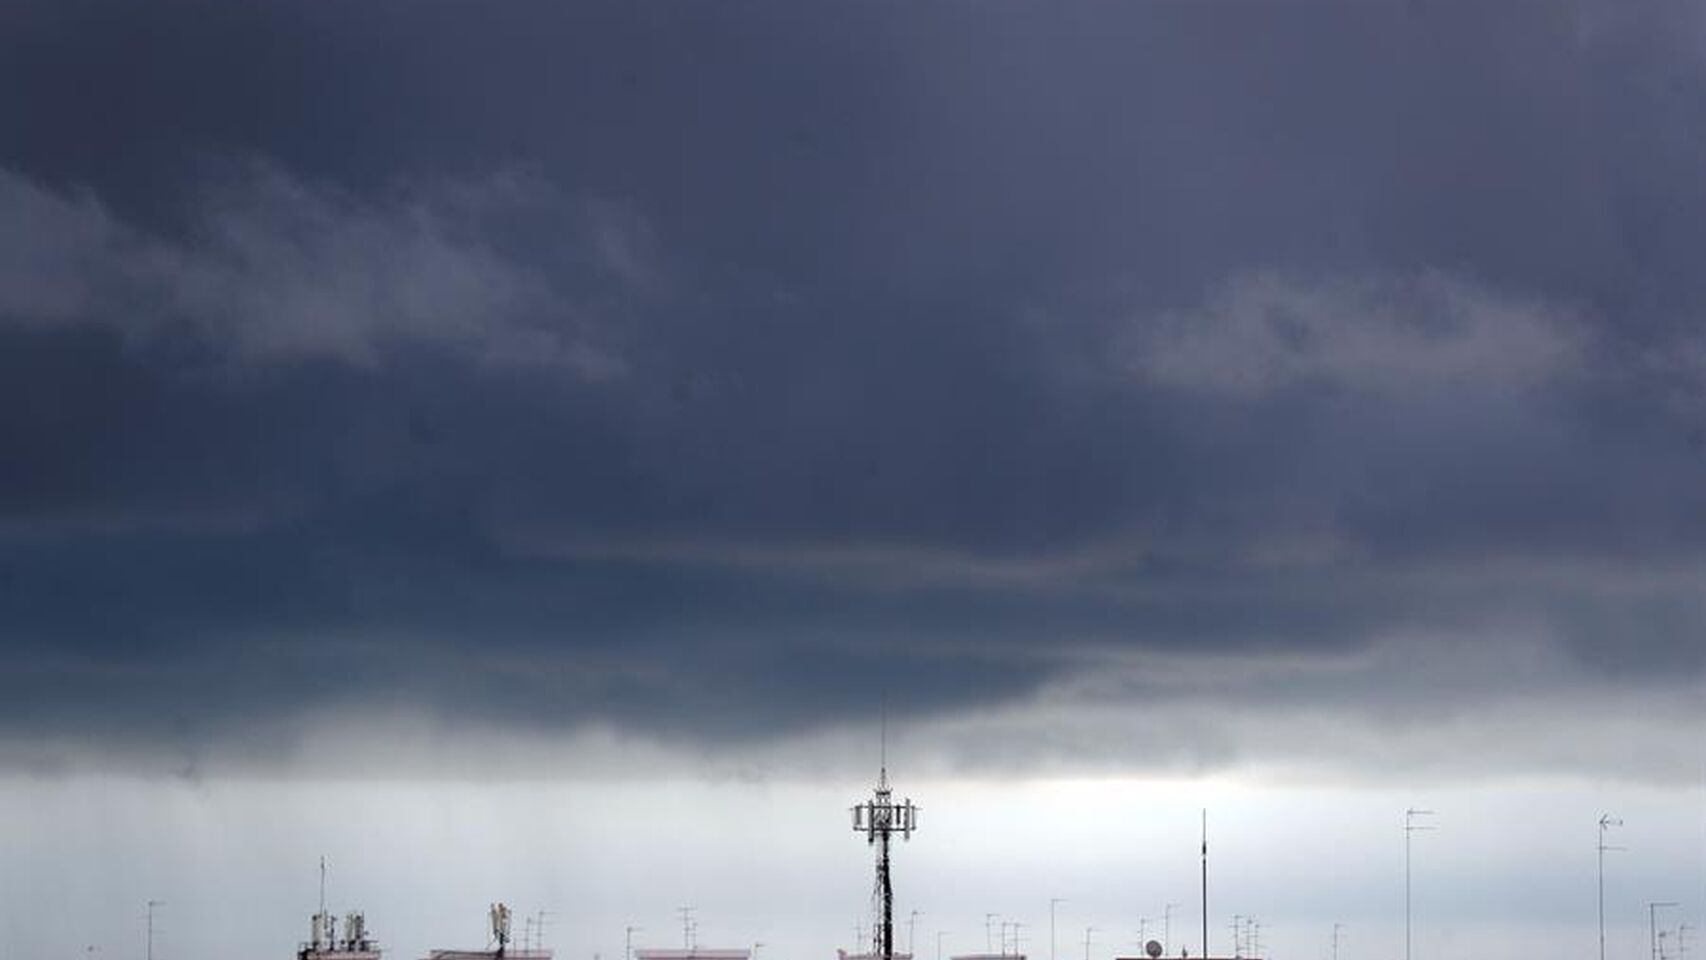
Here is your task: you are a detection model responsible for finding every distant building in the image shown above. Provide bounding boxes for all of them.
[635,949,752,960]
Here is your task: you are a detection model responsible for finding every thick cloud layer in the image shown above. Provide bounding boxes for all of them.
[2,0,1705,777]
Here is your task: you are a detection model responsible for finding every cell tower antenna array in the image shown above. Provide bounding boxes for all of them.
[852,738,919,960]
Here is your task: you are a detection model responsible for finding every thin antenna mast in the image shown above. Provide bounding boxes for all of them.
[1200,810,1208,960]
[1404,809,1436,960]
[1599,815,1625,960]
[678,908,696,951]
[146,900,164,960]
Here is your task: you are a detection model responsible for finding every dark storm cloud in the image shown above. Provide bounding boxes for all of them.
[3,0,1705,770]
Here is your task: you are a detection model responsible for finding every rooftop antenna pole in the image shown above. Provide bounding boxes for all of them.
[678,908,696,951]
[1404,809,1435,960]
[1652,904,1680,960]
[627,925,643,960]
[1332,923,1344,960]
[1084,927,1097,960]
[1052,899,1068,960]
[146,900,164,960]
[1599,815,1625,960]
[1201,810,1209,960]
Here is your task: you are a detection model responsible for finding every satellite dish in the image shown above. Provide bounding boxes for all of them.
[1146,942,1164,960]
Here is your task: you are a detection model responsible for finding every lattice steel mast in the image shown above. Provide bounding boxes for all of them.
[852,756,918,959]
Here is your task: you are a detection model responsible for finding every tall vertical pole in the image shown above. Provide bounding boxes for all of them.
[911,912,922,958]
[626,925,642,960]
[1084,927,1097,960]
[146,900,164,960]
[1200,811,1209,960]
[1052,899,1067,960]
[1164,905,1180,953]
[1332,923,1343,960]
[1600,816,1624,960]
[1404,809,1434,960]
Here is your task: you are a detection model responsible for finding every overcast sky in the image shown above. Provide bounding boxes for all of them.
[2,2,1705,960]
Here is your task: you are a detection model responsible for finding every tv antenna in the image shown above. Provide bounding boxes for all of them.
[146,900,165,960]
[1599,815,1625,960]
[1404,808,1436,960]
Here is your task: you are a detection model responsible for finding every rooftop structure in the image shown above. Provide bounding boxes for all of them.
[421,903,552,960]
[299,911,381,960]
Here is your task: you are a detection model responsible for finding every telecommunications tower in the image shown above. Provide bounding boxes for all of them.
[852,752,919,960]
